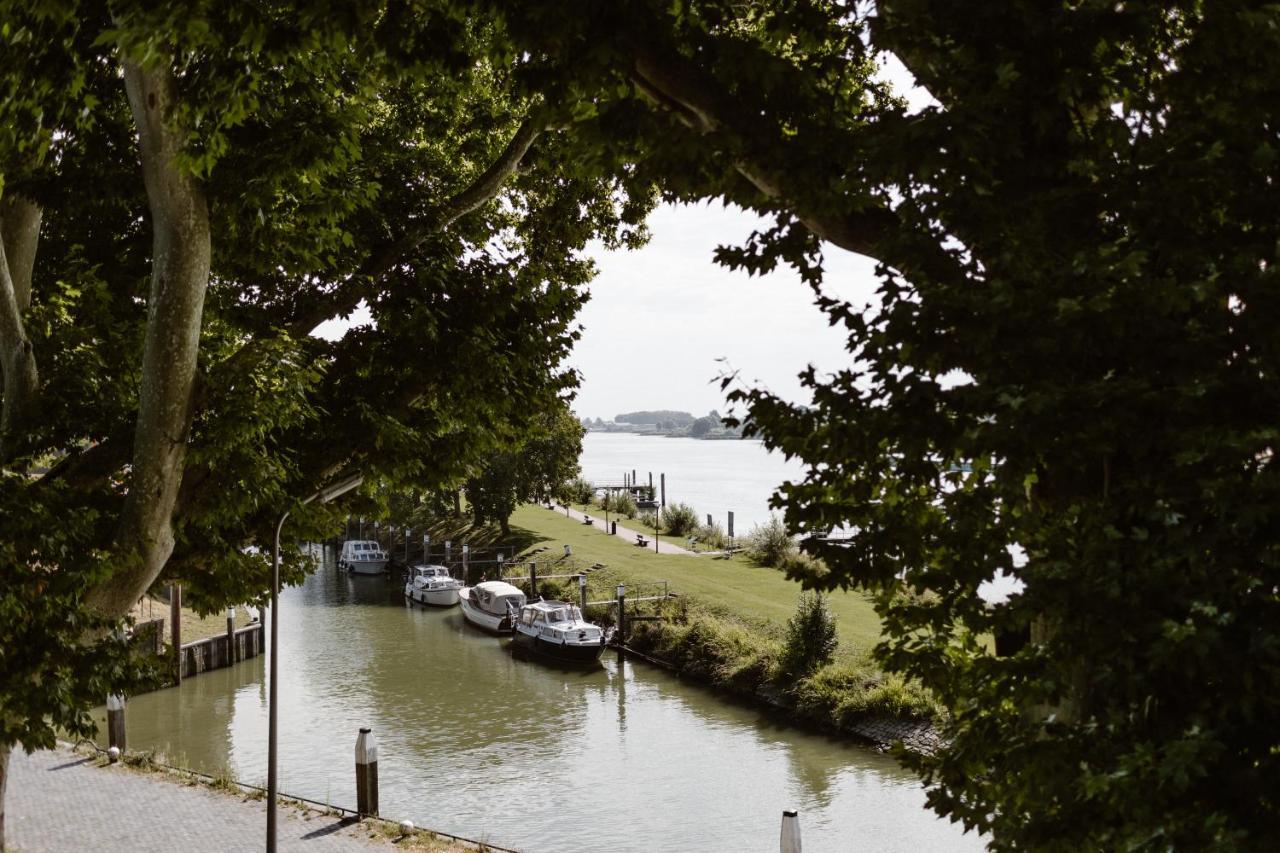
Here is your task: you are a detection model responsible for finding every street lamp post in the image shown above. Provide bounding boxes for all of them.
[267,472,363,853]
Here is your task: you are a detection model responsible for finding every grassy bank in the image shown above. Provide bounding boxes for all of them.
[502,505,939,727]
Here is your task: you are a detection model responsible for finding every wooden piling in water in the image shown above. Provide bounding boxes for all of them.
[616,584,626,642]
[169,584,182,684]
[355,728,379,818]
[226,607,237,664]
[579,574,588,612]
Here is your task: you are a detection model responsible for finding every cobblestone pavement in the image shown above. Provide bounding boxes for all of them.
[7,745,390,852]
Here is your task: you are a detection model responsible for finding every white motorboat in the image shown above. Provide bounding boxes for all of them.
[404,564,462,607]
[338,539,389,575]
[511,600,611,665]
[459,581,526,633]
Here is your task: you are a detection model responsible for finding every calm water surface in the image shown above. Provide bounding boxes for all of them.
[101,553,982,852]
[579,432,804,532]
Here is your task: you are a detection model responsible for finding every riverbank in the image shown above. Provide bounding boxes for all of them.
[501,504,940,749]
[5,743,480,852]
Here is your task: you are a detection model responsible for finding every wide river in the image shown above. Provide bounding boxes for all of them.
[101,550,983,852]
[579,431,804,533]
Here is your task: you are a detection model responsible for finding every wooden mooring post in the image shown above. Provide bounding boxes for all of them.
[579,574,588,612]
[461,544,469,580]
[169,584,182,684]
[530,563,538,598]
[496,553,505,580]
[616,583,626,642]
[780,809,801,852]
[226,606,237,664]
[106,694,126,753]
[355,728,379,818]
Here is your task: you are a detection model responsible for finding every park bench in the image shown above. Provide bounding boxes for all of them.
[635,534,650,547]
[582,515,594,525]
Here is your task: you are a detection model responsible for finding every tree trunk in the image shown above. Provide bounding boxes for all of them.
[453,489,463,517]
[0,197,42,459]
[82,56,211,622]
[500,516,511,536]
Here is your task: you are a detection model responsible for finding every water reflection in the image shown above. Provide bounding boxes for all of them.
[98,553,983,852]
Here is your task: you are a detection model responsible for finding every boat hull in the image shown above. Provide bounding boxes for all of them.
[459,592,512,633]
[512,629,607,664]
[405,585,460,607]
[343,558,388,575]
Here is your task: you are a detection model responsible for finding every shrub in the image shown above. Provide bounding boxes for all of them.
[638,510,657,530]
[605,490,637,517]
[696,521,728,550]
[661,502,699,536]
[777,550,829,583]
[561,477,594,504]
[747,515,797,567]
[779,592,837,678]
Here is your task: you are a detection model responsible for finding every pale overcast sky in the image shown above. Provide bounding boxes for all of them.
[569,54,928,422]
[570,203,880,421]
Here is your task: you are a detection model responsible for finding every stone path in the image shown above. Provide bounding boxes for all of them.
[550,504,695,555]
[6,745,403,852]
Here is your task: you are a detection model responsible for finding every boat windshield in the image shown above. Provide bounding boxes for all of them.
[547,607,576,622]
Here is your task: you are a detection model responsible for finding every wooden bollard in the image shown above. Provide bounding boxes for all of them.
[355,728,379,818]
[780,809,801,853]
[226,606,237,665]
[107,694,126,753]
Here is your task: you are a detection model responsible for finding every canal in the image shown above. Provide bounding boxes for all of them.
[99,553,983,852]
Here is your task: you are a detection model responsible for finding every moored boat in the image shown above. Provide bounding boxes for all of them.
[459,580,527,633]
[404,564,462,607]
[338,539,389,575]
[511,600,611,664]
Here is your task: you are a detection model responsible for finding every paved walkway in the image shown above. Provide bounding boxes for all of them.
[550,504,694,555]
[6,746,396,852]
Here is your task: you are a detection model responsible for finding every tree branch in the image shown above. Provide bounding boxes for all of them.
[289,116,544,337]
[617,26,966,290]
[83,56,212,622]
[0,197,41,460]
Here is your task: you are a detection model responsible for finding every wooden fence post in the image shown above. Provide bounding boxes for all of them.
[780,809,801,853]
[355,728,379,818]
[106,694,126,753]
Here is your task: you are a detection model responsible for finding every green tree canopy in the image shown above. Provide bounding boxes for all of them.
[472,0,1280,847]
[0,2,652,831]
[466,403,585,535]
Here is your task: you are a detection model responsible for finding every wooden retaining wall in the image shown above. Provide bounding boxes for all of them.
[179,623,264,679]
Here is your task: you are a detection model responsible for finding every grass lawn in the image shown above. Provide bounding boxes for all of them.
[506,504,884,655]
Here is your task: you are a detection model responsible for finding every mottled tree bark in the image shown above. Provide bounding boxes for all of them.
[0,196,42,459]
[82,57,211,622]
